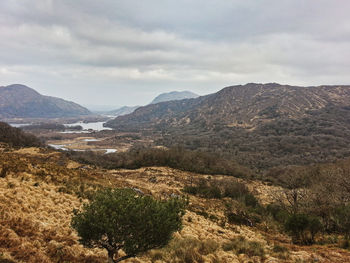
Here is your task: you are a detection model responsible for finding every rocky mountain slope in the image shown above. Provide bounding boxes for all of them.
[150,91,199,104]
[107,83,350,131]
[106,83,350,169]
[0,84,91,118]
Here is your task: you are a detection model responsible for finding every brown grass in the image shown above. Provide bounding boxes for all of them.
[0,147,350,262]
[0,172,105,262]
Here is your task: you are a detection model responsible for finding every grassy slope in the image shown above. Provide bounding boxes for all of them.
[0,146,350,262]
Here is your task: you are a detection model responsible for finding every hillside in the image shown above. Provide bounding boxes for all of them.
[107,106,140,117]
[1,145,350,262]
[0,84,91,118]
[106,83,350,169]
[150,91,199,104]
[0,122,42,147]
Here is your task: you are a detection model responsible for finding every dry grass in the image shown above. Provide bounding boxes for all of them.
[0,147,350,262]
[0,173,106,263]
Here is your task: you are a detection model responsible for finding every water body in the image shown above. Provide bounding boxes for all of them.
[105,149,117,154]
[48,144,117,154]
[9,123,32,128]
[10,121,112,133]
[60,130,91,134]
[48,144,69,151]
[64,121,112,131]
[83,138,101,142]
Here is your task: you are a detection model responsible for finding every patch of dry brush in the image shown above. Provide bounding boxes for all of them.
[1,146,350,262]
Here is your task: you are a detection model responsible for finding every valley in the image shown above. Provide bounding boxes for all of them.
[2,1,350,262]
[1,83,350,263]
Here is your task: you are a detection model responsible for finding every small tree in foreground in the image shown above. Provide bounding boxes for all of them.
[71,188,186,263]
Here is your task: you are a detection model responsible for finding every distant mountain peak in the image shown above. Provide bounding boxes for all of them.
[0,84,91,119]
[150,91,199,104]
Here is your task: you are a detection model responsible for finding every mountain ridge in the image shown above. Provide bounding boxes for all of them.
[106,83,350,131]
[150,90,199,104]
[0,84,91,118]
[106,83,350,169]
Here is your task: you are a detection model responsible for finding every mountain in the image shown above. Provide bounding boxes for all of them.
[0,84,91,118]
[106,106,140,117]
[105,90,198,117]
[107,83,350,130]
[150,91,199,104]
[106,83,350,169]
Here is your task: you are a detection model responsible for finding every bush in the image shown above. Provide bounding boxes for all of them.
[222,181,259,208]
[183,179,222,199]
[222,236,265,257]
[272,244,288,253]
[0,166,8,178]
[244,193,259,208]
[333,205,350,240]
[271,244,289,260]
[66,146,251,177]
[226,206,263,226]
[226,211,252,226]
[222,181,250,199]
[266,204,289,223]
[284,214,322,245]
[71,188,187,262]
[183,179,260,206]
[151,237,220,263]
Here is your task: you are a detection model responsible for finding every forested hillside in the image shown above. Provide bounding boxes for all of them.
[107,83,350,170]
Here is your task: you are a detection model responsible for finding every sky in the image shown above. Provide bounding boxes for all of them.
[1,0,350,108]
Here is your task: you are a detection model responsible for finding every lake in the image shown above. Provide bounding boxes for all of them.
[10,121,112,132]
[64,121,112,132]
[48,144,117,154]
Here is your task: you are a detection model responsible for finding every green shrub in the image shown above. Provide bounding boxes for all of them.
[284,214,322,245]
[244,193,259,208]
[183,185,198,195]
[223,181,250,199]
[226,211,252,226]
[266,204,289,223]
[71,188,187,262]
[183,179,221,199]
[333,205,350,240]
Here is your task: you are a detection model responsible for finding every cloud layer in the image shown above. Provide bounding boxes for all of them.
[1,0,349,106]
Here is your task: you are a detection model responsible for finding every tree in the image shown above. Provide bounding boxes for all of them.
[273,168,310,214]
[71,188,186,263]
[284,214,322,245]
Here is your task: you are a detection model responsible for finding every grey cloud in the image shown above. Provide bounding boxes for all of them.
[0,0,350,106]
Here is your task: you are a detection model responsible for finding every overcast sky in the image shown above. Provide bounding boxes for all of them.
[1,1,350,108]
